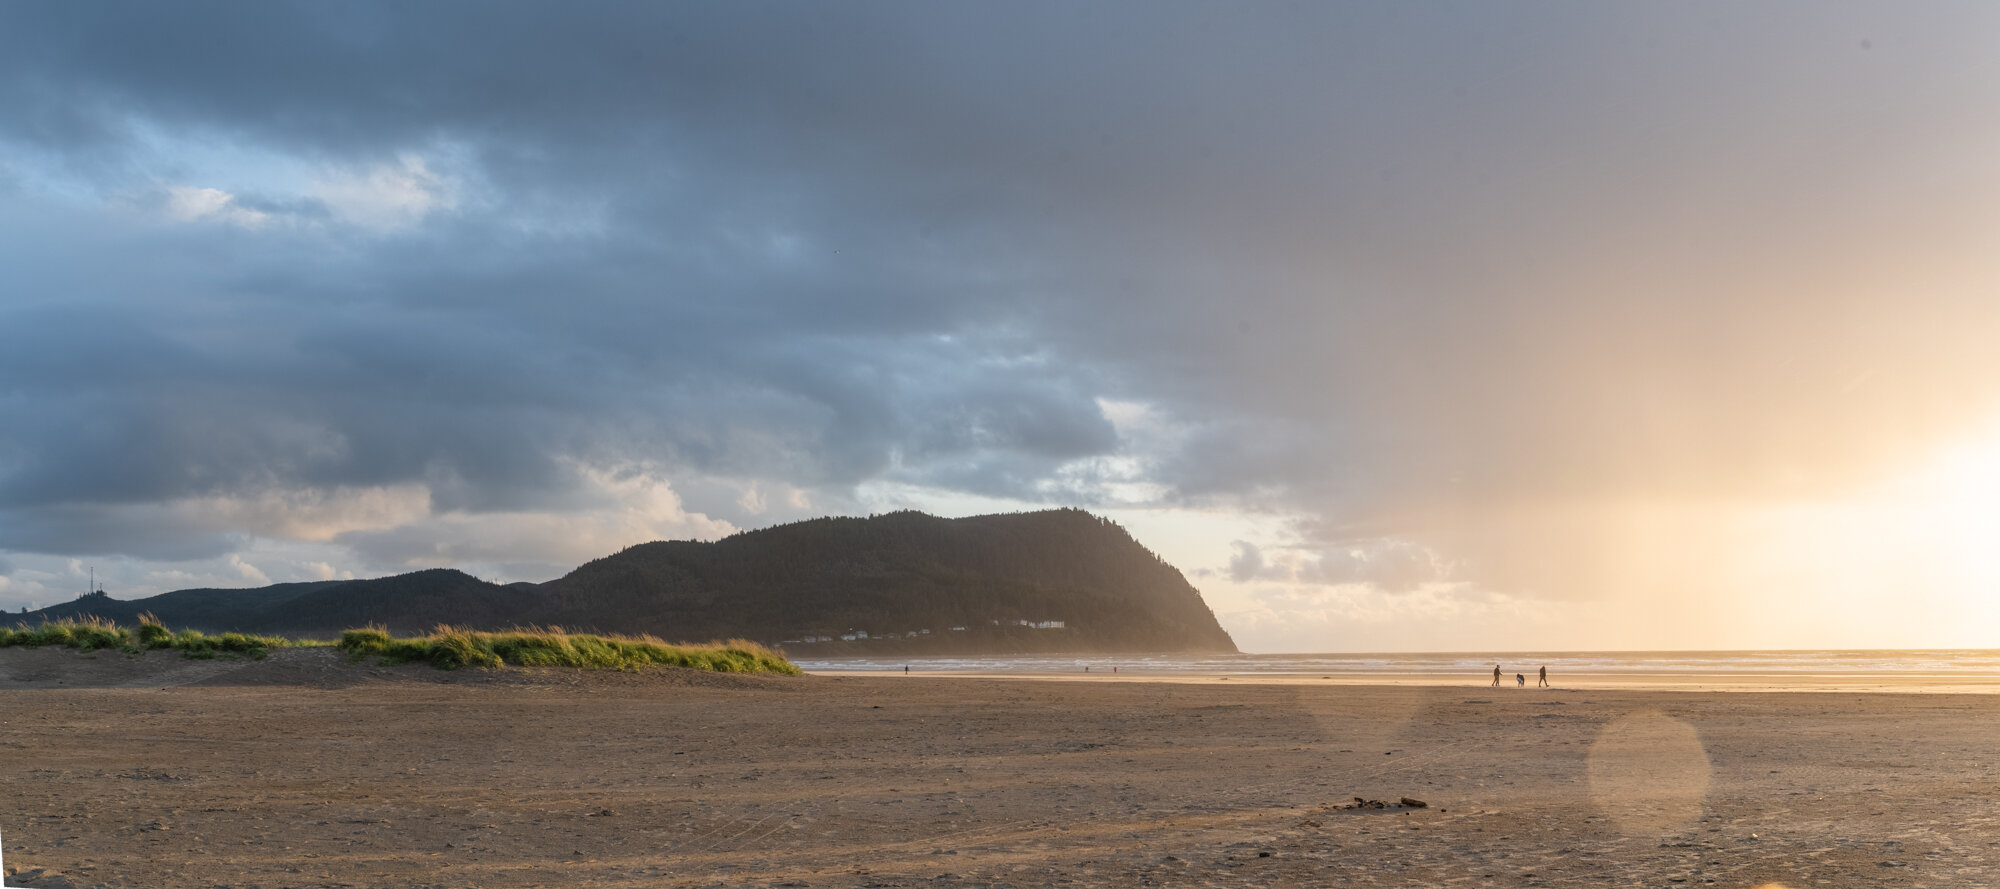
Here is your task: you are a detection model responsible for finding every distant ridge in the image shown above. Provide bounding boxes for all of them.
[21,509,1238,654]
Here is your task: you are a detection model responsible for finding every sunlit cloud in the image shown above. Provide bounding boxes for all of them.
[331,464,738,577]
[226,553,272,586]
[164,184,270,228]
[170,485,434,542]
[307,153,459,230]
[1227,538,1455,592]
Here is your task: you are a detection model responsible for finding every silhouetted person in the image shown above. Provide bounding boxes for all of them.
[1516,673,1525,687]
[1537,666,1548,687]
[1492,665,1502,686]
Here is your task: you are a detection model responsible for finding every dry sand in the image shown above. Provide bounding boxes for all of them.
[3,646,1997,888]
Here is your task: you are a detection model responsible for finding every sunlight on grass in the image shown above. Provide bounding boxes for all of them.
[0,614,298,660]
[337,624,802,674]
[1,617,801,675]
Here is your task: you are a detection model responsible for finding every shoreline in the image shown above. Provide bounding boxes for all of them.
[8,643,1997,694]
[804,667,2000,694]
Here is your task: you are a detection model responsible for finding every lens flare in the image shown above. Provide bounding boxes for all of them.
[1586,711,1711,835]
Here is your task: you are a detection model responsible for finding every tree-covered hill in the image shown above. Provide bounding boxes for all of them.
[535,509,1238,653]
[18,510,1237,653]
[22,580,342,629]
[252,569,550,636]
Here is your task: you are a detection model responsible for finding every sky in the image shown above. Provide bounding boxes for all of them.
[5,2,2000,651]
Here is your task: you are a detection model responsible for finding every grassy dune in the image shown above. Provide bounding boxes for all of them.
[0,615,299,659]
[0,616,802,675]
[337,625,801,674]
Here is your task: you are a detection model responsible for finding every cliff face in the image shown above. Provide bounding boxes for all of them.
[25,509,1238,654]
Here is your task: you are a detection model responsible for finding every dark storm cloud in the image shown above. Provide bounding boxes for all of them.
[4,2,2000,603]
[0,504,238,563]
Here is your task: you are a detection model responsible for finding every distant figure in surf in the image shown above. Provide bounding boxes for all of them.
[1516,673,1525,687]
[1538,666,1548,687]
[1493,665,1502,686]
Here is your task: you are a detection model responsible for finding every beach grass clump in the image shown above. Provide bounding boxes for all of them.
[7,615,132,652]
[338,626,432,662]
[425,627,505,670]
[169,628,291,660]
[338,625,803,675]
[135,613,174,649]
[0,616,290,659]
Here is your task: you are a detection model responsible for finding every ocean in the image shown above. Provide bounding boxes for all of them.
[793,649,2000,692]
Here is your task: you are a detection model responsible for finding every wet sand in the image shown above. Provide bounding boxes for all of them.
[3,646,1997,888]
[882,668,2000,695]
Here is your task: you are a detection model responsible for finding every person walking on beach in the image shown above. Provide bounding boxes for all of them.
[1516,673,1525,687]
[1493,664,1502,686]
[1537,665,1548,687]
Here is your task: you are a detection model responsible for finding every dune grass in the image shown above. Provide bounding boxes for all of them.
[336,625,803,674]
[0,614,298,659]
[1,617,801,675]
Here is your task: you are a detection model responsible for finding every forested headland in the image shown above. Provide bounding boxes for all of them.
[22,509,1238,655]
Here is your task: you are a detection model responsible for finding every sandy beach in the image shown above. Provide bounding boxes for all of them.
[3,647,1997,888]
